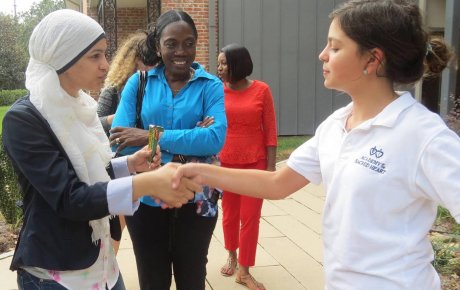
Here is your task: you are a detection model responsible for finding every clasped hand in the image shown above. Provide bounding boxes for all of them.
[128,146,203,209]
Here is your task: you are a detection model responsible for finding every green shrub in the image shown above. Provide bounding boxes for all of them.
[0,106,8,135]
[432,234,460,275]
[0,89,28,106]
[431,94,460,286]
[445,94,460,136]
[0,134,23,226]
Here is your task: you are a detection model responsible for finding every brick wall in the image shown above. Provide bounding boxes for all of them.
[85,0,217,70]
[116,8,148,44]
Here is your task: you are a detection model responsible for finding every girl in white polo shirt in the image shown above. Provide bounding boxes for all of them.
[172,0,460,289]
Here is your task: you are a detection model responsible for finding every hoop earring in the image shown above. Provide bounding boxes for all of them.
[363,69,368,76]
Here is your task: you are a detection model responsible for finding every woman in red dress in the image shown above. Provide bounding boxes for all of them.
[217,43,277,290]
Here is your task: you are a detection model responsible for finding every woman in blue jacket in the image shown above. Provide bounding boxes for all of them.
[110,9,227,290]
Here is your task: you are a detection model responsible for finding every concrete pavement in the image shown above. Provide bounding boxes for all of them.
[0,161,326,290]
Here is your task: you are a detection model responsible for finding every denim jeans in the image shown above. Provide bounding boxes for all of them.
[17,268,126,290]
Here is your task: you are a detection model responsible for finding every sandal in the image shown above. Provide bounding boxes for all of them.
[220,256,237,277]
[235,273,266,290]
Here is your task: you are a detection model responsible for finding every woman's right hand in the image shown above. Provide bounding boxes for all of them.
[128,145,162,173]
[109,126,149,152]
[133,163,201,208]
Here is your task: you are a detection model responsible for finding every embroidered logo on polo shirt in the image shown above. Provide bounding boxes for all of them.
[369,146,384,158]
[355,146,386,174]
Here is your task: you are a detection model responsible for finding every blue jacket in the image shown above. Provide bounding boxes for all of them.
[112,63,227,158]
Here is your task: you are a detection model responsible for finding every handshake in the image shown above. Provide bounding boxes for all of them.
[126,145,210,209]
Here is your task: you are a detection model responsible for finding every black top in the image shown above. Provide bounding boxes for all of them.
[2,96,116,271]
[97,86,119,135]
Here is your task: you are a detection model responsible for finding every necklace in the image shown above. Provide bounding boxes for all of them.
[171,68,195,93]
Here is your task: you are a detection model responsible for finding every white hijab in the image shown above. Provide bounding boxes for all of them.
[26,9,113,243]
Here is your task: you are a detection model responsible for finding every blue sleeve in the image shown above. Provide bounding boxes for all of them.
[107,176,140,215]
[160,79,227,156]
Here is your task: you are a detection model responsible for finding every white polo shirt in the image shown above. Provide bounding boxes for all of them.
[287,92,460,290]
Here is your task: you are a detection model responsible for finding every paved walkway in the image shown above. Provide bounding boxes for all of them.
[0,162,326,290]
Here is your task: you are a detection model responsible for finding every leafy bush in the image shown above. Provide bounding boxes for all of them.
[0,14,28,90]
[431,94,460,278]
[0,89,28,106]
[432,234,460,275]
[445,94,460,136]
[0,134,23,226]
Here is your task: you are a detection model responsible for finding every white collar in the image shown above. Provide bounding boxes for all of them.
[332,91,416,130]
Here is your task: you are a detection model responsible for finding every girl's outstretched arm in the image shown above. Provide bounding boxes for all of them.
[172,163,309,200]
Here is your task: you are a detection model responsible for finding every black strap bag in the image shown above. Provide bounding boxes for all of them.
[135,70,148,129]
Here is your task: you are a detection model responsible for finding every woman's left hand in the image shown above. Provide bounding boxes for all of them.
[196,116,214,128]
[128,145,162,172]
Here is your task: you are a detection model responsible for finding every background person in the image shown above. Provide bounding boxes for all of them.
[110,9,227,290]
[173,1,460,289]
[97,30,152,254]
[1,9,197,290]
[97,31,151,136]
[216,43,277,290]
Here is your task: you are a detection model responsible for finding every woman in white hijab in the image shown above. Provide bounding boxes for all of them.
[1,9,198,290]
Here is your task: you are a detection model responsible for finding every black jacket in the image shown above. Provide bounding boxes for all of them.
[2,97,117,271]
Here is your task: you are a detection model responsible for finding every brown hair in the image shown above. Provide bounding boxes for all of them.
[331,0,453,85]
[103,31,148,91]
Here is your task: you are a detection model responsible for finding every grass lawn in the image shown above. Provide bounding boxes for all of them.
[276,135,310,162]
[0,106,9,135]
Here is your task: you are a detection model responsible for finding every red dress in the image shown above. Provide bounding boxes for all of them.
[219,80,277,164]
[219,80,277,267]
